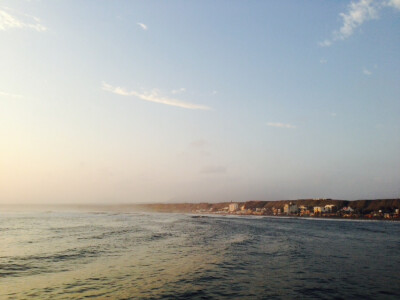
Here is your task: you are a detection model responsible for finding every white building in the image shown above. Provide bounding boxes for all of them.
[229,203,239,212]
[342,207,354,213]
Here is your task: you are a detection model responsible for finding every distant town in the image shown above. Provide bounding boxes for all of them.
[136,198,400,221]
[214,201,399,220]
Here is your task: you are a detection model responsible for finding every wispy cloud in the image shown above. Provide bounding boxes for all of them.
[363,68,372,75]
[137,22,147,30]
[319,39,332,47]
[171,88,186,94]
[0,90,23,98]
[387,0,400,10]
[319,0,381,47]
[331,112,337,117]
[338,0,379,39]
[320,58,328,64]
[0,8,46,32]
[102,82,211,110]
[267,122,296,129]
[320,0,400,47]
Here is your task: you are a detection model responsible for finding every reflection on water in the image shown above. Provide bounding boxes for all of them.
[1,211,400,299]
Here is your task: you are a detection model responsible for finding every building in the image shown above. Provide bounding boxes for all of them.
[299,205,308,212]
[284,202,298,214]
[298,205,311,215]
[325,204,337,213]
[314,206,325,213]
[272,207,282,215]
[342,207,354,213]
[229,203,239,212]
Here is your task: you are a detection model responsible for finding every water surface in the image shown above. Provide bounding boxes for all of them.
[1,211,399,299]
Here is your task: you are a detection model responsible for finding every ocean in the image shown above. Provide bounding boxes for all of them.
[1,211,399,299]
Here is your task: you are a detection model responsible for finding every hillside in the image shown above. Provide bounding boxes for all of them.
[135,199,400,214]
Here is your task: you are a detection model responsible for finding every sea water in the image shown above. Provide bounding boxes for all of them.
[1,211,399,299]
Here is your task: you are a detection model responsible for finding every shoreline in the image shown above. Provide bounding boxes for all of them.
[188,212,400,223]
[2,198,400,222]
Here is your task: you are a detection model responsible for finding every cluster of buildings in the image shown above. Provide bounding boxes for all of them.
[365,208,400,219]
[283,202,341,216]
[280,203,400,219]
[192,202,400,220]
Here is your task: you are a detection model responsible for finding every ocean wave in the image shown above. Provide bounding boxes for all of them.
[1,247,102,277]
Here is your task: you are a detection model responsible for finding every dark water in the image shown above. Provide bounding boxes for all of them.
[1,211,399,299]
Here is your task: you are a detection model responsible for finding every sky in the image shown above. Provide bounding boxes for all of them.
[0,0,399,204]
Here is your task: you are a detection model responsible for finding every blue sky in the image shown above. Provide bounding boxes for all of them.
[0,0,399,204]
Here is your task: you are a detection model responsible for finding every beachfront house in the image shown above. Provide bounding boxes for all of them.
[229,203,239,212]
[314,206,325,214]
[272,207,282,215]
[299,205,311,215]
[341,207,354,213]
[325,204,337,213]
[284,202,298,215]
[299,205,308,212]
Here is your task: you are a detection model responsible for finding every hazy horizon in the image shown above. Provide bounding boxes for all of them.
[1,197,400,207]
[1,0,399,204]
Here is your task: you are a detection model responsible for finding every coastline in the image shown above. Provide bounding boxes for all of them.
[189,212,400,223]
[135,198,400,222]
[2,198,400,222]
